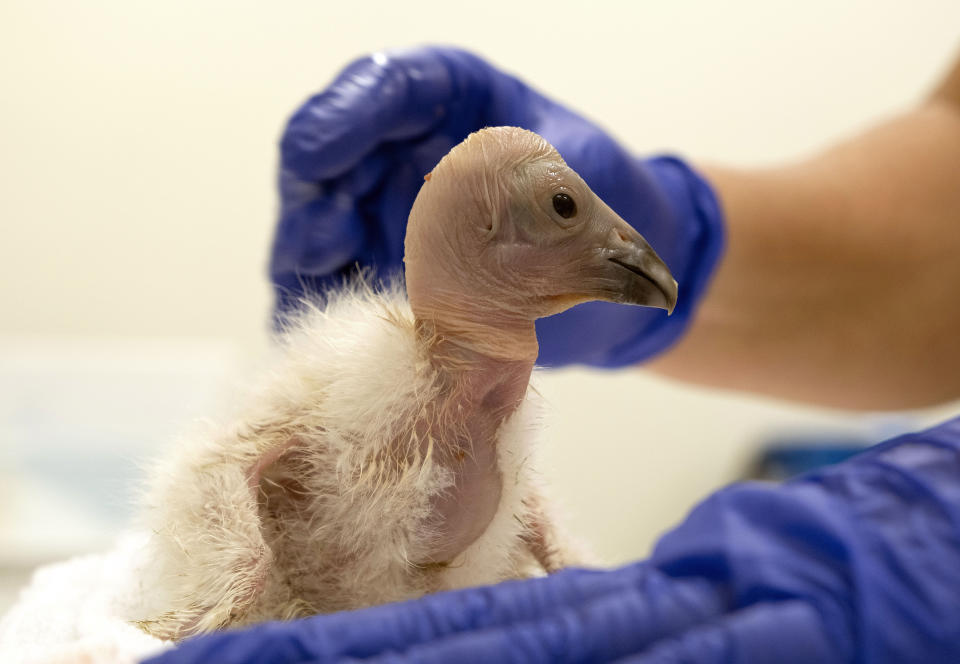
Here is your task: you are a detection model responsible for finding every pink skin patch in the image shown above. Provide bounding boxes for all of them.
[247,438,300,491]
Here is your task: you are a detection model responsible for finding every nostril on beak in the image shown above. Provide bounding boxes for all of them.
[616,228,630,243]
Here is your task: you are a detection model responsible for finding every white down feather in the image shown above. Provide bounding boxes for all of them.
[132,280,562,639]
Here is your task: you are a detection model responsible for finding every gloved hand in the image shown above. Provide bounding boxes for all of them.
[272,46,724,366]
[144,416,960,664]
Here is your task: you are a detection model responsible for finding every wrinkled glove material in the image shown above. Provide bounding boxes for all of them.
[270,46,725,367]
[144,415,960,663]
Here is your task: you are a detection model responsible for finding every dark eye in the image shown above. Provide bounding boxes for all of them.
[552,193,577,219]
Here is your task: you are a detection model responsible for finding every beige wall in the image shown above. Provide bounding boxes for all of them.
[3,1,958,347]
[1,1,959,566]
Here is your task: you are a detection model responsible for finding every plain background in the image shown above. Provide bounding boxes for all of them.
[2,0,959,610]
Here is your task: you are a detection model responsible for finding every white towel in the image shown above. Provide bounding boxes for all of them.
[0,534,171,664]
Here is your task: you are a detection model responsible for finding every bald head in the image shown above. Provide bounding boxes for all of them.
[406,127,557,245]
[403,127,677,361]
[451,126,558,177]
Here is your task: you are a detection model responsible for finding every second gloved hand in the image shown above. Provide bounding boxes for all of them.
[272,46,724,366]
[144,417,960,663]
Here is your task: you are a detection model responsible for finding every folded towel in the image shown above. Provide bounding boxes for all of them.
[0,534,171,664]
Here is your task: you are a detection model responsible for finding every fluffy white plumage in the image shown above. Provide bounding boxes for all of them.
[132,279,584,639]
[0,281,584,660]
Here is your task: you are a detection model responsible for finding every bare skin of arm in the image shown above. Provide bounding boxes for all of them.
[650,55,960,410]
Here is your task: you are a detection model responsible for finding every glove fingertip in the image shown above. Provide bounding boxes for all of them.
[269,200,367,289]
[281,105,378,181]
[280,48,462,182]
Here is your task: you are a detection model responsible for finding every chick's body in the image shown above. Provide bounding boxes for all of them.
[137,282,571,639]
[137,126,676,640]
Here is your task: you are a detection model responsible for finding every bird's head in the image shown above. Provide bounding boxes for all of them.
[404,126,678,361]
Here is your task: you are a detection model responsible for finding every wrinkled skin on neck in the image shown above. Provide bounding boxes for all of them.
[404,131,547,562]
[404,127,676,563]
[412,333,534,563]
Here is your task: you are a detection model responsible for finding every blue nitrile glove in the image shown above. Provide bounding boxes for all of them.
[144,415,960,664]
[272,46,724,367]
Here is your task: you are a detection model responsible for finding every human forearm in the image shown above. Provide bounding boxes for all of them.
[652,71,960,409]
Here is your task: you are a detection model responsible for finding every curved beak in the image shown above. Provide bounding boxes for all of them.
[592,205,678,314]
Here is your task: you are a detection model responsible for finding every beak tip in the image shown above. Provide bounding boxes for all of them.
[606,259,679,314]
[667,280,678,315]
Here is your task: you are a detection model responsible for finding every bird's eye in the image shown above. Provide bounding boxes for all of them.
[552,193,577,219]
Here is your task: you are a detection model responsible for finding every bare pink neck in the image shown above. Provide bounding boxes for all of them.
[412,316,536,563]
[414,315,537,413]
